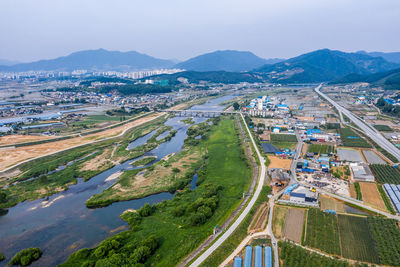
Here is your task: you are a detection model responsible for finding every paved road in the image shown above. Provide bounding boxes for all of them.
[189,113,266,267]
[315,85,400,162]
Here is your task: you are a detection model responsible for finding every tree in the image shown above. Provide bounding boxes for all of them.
[233,102,240,110]
[0,190,7,204]
[138,203,152,217]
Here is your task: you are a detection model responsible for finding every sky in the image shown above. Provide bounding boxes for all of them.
[0,0,399,62]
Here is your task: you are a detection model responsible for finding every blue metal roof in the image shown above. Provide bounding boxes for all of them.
[254,246,262,267]
[244,246,253,267]
[265,246,272,267]
[233,256,243,267]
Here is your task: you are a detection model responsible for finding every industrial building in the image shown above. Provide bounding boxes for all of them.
[350,163,375,182]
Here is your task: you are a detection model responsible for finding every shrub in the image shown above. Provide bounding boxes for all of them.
[9,248,42,266]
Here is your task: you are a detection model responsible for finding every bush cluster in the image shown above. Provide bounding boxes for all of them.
[9,248,42,266]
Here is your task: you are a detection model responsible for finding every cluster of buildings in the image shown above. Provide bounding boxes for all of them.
[244,96,289,118]
[279,183,319,207]
[0,69,183,82]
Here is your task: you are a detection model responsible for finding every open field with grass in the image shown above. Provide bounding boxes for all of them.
[270,133,297,142]
[337,215,379,263]
[359,182,386,210]
[283,208,305,243]
[62,117,254,267]
[368,216,400,265]
[320,195,345,213]
[370,164,400,184]
[0,134,56,146]
[305,209,341,255]
[273,205,289,238]
[307,144,334,154]
[373,124,392,131]
[339,128,371,148]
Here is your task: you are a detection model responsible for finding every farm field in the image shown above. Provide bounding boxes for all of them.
[273,205,289,238]
[305,209,341,255]
[282,208,305,243]
[307,144,334,154]
[374,124,392,131]
[270,133,297,142]
[319,195,345,213]
[279,241,350,267]
[368,217,400,265]
[359,182,386,210]
[339,128,371,148]
[269,141,297,150]
[337,215,379,263]
[370,164,400,184]
[268,156,292,170]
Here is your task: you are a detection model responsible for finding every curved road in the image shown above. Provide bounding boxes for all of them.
[189,113,266,267]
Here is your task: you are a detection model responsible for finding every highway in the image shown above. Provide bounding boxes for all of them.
[315,84,400,162]
[189,113,266,267]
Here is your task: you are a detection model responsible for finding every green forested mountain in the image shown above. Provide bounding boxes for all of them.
[175,50,283,72]
[332,68,400,90]
[357,51,400,64]
[255,49,399,83]
[148,70,263,84]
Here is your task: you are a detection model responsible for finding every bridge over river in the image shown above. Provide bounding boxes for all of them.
[161,109,240,117]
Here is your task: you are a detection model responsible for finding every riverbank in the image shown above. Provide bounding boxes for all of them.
[0,115,170,209]
[62,116,253,266]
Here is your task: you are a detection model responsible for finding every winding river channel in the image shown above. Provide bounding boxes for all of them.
[0,95,235,266]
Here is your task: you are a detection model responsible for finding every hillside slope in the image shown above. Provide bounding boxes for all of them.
[175,50,282,72]
[255,49,399,83]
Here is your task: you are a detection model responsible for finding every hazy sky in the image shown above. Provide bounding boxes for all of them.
[1,0,399,62]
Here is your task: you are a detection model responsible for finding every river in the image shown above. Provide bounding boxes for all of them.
[0,94,235,266]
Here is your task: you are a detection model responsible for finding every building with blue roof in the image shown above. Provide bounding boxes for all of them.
[254,246,262,267]
[265,246,272,267]
[233,256,243,267]
[244,246,253,267]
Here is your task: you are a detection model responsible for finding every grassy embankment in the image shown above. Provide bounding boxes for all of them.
[0,115,170,209]
[62,117,253,266]
[130,157,157,167]
[180,117,195,124]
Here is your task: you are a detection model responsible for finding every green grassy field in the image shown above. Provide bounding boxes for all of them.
[368,217,400,265]
[270,133,297,142]
[337,215,379,263]
[307,144,334,154]
[370,164,400,184]
[200,186,271,266]
[373,124,392,131]
[339,128,371,148]
[62,117,253,266]
[305,209,341,255]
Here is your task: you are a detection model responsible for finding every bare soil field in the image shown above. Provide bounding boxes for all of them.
[320,195,345,213]
[359,182,386,211]
[248,202,268,233]
[0,113,163,172]
[283,208,305,243]
[272,205,288,238]
[0,134,55,146]
[268,156,292,170]
[349,183,357,199]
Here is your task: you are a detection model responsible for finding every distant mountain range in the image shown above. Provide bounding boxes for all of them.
[0,49,175,72]
[255,49,400,83]
[357,51,400,64]
[175,50,283,72]
[332,68,400,90]
[0,59,20,66]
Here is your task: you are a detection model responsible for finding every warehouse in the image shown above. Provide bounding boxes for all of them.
[350,163,374,182]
